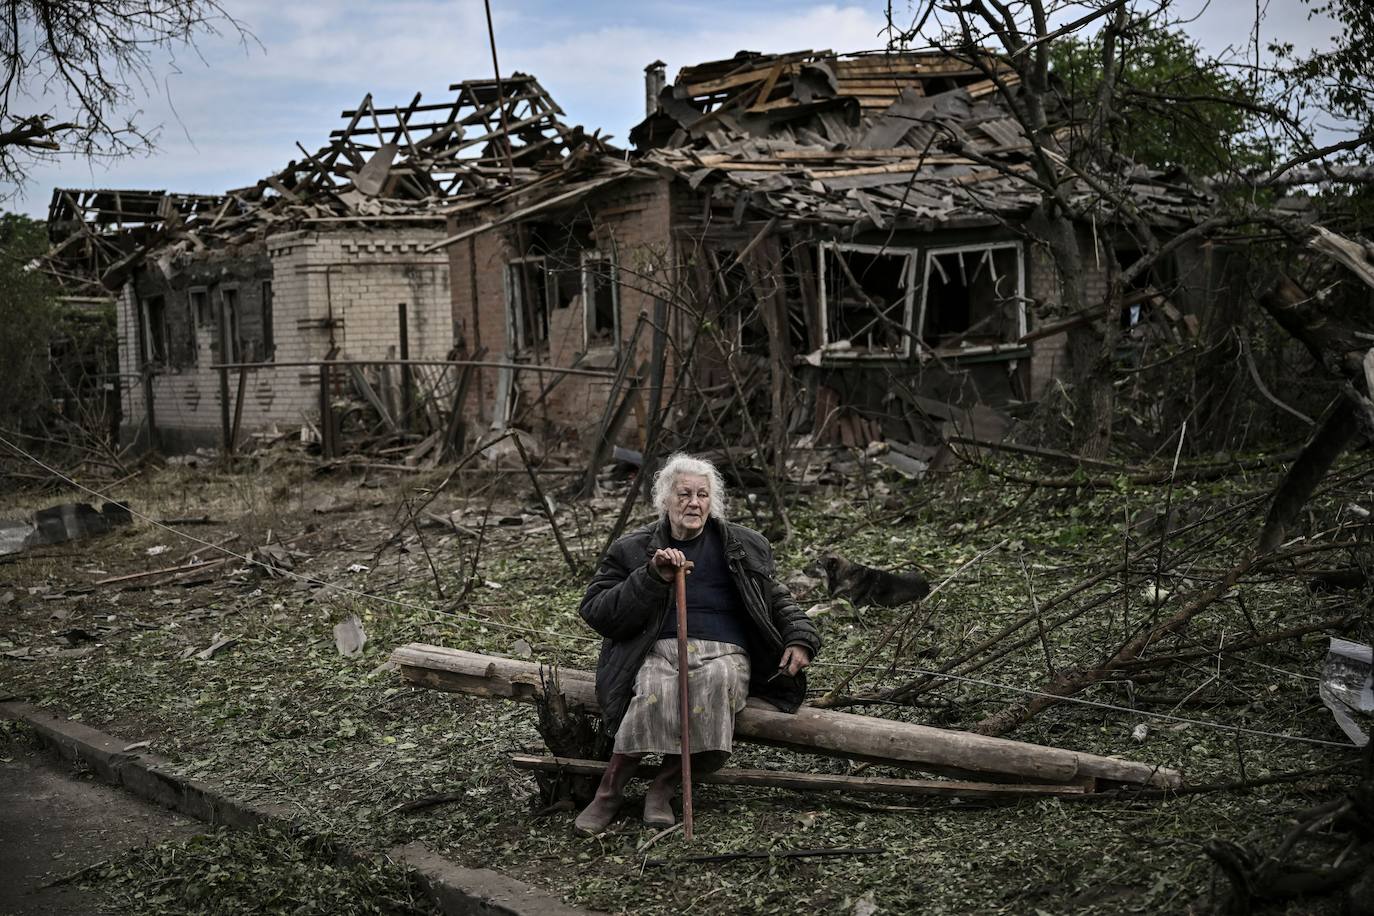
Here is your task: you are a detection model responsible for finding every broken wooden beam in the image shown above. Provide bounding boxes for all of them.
[508,754,1093,798]
[389,645,1181,788]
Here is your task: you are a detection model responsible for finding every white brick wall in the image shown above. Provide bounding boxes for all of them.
[120,226,452,449]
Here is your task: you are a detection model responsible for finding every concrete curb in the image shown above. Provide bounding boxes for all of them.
[0,701,594,916]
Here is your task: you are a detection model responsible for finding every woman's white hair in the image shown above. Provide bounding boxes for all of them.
[652,453,727,521]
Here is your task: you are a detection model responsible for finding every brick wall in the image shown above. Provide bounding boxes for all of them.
[1025,227,1115,399]
[448,178,674,447]
[119,226,451,451]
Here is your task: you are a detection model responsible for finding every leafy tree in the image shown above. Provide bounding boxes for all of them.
[0,0,249,188]
[1049,27,1265,177]
[0,212,55,425]
[1271,0,1374,138]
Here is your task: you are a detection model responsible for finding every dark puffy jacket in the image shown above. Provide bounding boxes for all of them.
[579,516,821,735]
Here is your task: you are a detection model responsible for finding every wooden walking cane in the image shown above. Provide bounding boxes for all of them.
[674,563,694,840]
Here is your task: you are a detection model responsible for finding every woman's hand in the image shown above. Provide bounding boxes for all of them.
[649,548,691,582]
[779,644,812,676]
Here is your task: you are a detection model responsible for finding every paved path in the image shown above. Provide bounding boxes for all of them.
[0,732,197,916]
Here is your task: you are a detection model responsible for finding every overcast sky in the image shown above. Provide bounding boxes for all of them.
[7,0,1343,218]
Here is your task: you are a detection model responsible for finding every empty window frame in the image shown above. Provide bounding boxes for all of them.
[1116,248,1177,331]
[139,295,168,367]
[917,243,1025,351]
[219,286,242,363]
[505,256,551,352]
[817,243,917,357]
[189,287,211,328]
[582,251,619,346]
[260,280,275,361]
[708,249,768,356]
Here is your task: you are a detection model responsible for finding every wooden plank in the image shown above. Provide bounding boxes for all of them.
[837,81,911,91]
[390,645,1182,788]
[349,365,399,434]
[809,161,921,180]
[966,73,1022,98]
[684,63,797,96]
[508,755,1093,797]
[774,149,969,162]
[746,63,788,112]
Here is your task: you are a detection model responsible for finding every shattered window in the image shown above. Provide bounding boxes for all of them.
[709,250,767,356]
[190,288,211,328]
[918,244,1024,351]
[1116,249,1177,334]
[582,253,618,346]
[548,263,579,310]
[219,287,242,364]
[260,280,275,361]
[140,295,168,367]
[506,257,551,352]
[819,243,916,357]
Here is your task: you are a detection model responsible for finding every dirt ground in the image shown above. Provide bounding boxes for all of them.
[0,450,1368,915]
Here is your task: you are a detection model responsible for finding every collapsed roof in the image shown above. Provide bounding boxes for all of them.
[44,50,1214,292]
[44,74,612,291]
[44,188,226,297]
[629,49,1208,233]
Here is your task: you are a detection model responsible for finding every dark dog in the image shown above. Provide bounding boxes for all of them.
[804,554,931,607]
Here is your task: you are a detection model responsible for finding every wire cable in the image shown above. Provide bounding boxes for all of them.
[5,434,1358,748]
[0,433,597,644]
[813,659,1356,749]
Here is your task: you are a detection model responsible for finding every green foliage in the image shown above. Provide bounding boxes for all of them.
[97,827,437,915]
[1272,0,1374,134]
[3,459,1366,915]
[0,212,55,425]
[1050,27,1264,176]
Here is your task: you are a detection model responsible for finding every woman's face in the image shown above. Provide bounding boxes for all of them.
[667,473,711,540]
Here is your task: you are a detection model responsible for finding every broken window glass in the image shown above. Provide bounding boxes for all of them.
[190,288,211,328]
[582,253,618,345]
[140,295,167,366]
[819,244,915,356]
[219,287,242,363]
[260,280,275,361]
[919,245,1023,351]
[506,257,551,352]
[708,250,768,356]
[1116,248,1177,334]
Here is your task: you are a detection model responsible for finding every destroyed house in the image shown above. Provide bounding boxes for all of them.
[56,75,598,452]
[57,50,1221,458]
[443,49,1216,452]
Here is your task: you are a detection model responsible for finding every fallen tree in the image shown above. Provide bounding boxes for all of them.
[389,644,1182,789]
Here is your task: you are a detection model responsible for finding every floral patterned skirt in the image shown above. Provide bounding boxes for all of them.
[613,638,751,756]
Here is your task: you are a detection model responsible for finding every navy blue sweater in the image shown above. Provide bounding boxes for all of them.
[657,524,749,648]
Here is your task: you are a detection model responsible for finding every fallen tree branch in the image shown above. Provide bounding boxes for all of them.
[973,551,1258,736]
[509,754,1092,798]
[647,847,884,867]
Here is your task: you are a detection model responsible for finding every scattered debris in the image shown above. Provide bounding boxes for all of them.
[333,615,367,658]
[0,502,132,556]
[196,634,237,660]
[851,891,879,916]
[1320,638,1372,746]
[250,544,295,578]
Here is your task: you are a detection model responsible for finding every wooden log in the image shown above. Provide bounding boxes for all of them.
[389,645,1181,788]
[508,754,1094,798]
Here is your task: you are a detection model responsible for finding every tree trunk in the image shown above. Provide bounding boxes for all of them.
[390,644,1181,788]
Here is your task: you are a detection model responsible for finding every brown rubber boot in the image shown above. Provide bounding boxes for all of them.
[642,755,681,827]
[573,753,640,836]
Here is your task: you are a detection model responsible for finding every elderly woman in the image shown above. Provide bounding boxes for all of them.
[573,453,821,835]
